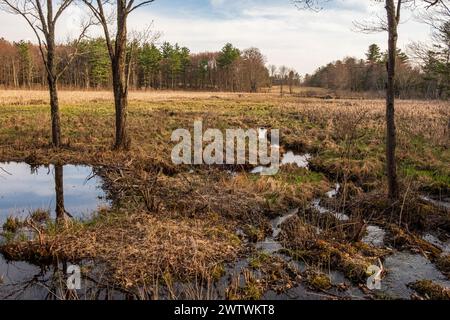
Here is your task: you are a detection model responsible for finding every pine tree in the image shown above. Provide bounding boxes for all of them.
[366,44,382,64]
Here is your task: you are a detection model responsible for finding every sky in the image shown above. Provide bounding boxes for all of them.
[0,0,435,75]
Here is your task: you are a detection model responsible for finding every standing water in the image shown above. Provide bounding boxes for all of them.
[0,162,109,299]
[256,208,299,253]
[0,162,108,224]
[251,151,311,174]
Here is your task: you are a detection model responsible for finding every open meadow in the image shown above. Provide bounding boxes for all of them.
[0,89,449,300]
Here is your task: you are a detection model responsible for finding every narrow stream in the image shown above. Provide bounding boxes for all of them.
[312,183,350,221]
[422,233,450,254]
[256,208,299,254]
[420,195,450,210]
[362,226,386,248]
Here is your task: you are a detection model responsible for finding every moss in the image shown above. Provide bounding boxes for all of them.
[242,279,264,300]
[249,252,271,269]
[243,224,266,243]
[372,291,395,300]
[280,169,324,185]
[279,248,310,261]
[386,224,442,259]
[409,280,450,300]
[210,263,226,281]
[226,269,266,300]
[306,270,332,291]
[436,255,450,278]
[228,233,242,248]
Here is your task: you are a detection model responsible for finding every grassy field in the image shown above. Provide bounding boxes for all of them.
[0,89,449,299]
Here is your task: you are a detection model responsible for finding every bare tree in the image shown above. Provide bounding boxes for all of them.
[0,0,89,148]
[82,0,156,150]
[288,69,295,94]
[293,0,447,201]
[384,0,402,200]
[279,65,289,96]
[268,64,277,88]
[241,47,267,93]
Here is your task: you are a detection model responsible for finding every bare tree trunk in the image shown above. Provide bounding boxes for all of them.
[111,58,130,149]
[385,0,399,201]
[48,78,62,147]
[85,64,90,89]
[111,2,130,150]
[12,59,18,88]
[55,164,66,223]
[46,26,62,148]
[27,61,32,89]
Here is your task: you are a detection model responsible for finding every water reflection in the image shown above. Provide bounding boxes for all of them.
[0,256,127,300]
[55,165,65,222]
[0,162,108,224]
[381,252,450,299]
[251,151,311,175]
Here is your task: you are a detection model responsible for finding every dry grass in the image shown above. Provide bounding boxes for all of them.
[0,89,283,105]
[2,212,240,294]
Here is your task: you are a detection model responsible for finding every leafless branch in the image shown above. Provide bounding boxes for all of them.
[292,0,330,12]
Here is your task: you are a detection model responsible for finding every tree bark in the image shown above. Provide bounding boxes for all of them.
[111,1,130,150]
[112,71,129,150]
[12,59,18,88]
[385,0,399,201]
[55,164,66,223]
[46,24,62,148]
[48,77,62,147]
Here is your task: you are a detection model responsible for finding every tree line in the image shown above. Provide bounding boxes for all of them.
[304,37,449,100]
[0,39,273,92]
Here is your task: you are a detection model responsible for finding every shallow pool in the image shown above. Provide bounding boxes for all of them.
[0,162,108,224]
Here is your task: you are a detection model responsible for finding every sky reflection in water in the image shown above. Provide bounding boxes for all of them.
[0,162,108,223]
